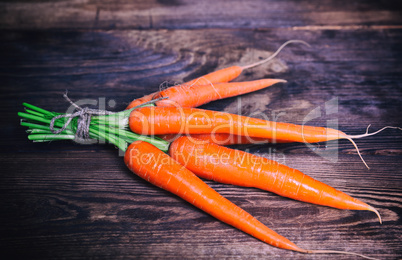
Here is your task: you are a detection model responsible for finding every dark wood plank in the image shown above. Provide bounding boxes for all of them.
[1,5,402,259]
[0,0,402,30]
[1,152,401,259]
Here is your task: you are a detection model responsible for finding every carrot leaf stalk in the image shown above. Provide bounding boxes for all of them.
[18,102,170,152]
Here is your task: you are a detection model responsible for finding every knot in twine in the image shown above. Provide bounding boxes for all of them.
[50,93,113,141]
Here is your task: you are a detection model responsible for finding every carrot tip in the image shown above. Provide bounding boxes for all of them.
[348,126,402,140]
[368,206,382,224]
[305,249,379,260]
[241,40,310,70]
[345,137,370,169]
[345,126,402,168]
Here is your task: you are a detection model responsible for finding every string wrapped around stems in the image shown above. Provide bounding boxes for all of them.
[49,93,170,143]
[49,93,114,142]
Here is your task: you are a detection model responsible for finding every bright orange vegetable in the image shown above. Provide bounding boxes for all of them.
[129,106,344,142]
[125,66,241,110]
[126,40,308,110]
[183,65,243,86]
[129,106,350,144]
[124,140,301,251]
[169,136,381,222]
[181,40,308,87]
[126,93,155,110]
[130,106,399,168]
[178,40,308,87]
[124,140,376,259]
[153,79,285,108]
[159,133,292,145]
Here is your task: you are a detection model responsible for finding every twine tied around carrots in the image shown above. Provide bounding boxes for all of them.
[49,93,169,142]
[49,93,113,141]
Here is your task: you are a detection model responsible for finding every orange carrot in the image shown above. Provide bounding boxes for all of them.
[169,136,381,222]
[129,106,400,168]
[183,65,243,86]
[159,133,292,145]
[182,40,308,87]
[125,140,377,259]
[126,93,155,110]
[153,79,286,108]
[125,140,302,251]
[129,106,343,142]
[126,40,308,109]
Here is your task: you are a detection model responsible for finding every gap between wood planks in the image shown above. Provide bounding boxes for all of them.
[291,25,402,30]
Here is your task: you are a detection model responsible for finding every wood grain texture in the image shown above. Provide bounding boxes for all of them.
[1,1,402,259]
[0,0,402,30]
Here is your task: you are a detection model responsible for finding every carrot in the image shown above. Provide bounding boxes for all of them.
[178,40,309,86]
[126,40,308,109]
[169,136,381,222]
[128,106,344,141]
[125,140,377,259]
[153,78,286,108]
[20,101,382,259]
[129,106,401,168]
[159,133,292,145]
[126,93,155,110]
[183,65,243,86]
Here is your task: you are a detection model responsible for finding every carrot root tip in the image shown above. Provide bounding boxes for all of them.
[305,249,379,260]
[345,125,402,168]
[241,40,310,70]
[368,206,382,224]
[348,125,402,140]
[345,137,370,169]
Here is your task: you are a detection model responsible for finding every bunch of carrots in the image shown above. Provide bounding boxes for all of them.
[19,40,399,259]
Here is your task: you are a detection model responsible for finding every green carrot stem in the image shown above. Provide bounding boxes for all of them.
[28,134,76,141]
[90,123,169,152]
[21,121,57,131]
[19,102,170,153]
[91,116,129,129]
[88,127,127,151]
[92,104,156,128]
[23,103,57,117]
[27,129,58,134]
[19,112,60,127]
[93,102,154,122]
[24,109,46,118]
[94,108,133,121]
[92,113,130,128]
[27,127,126,152]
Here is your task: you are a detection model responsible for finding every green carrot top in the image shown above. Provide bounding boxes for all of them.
[18,95,170,153]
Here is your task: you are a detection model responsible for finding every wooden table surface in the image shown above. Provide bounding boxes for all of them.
[1,1,401,259]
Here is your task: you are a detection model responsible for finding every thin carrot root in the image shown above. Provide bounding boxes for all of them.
[345,125,402,169]
[346,137,370,169]
[303,249,379,260]
[241,40,311,70]
[368,205,382,224]
[348,125,402,139]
